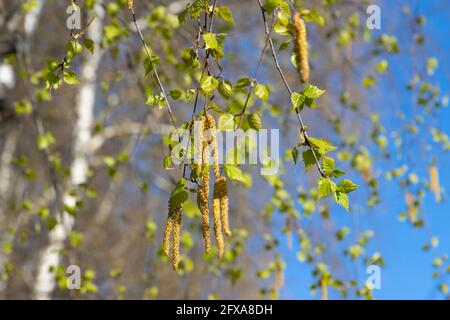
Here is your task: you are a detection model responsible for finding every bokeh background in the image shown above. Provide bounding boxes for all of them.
[0,0,448,299]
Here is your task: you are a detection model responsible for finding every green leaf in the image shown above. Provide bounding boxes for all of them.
[303,85,325,98]
[307,137,337,155]
[144,56,160,76]
[217,6,235,25]
[291,92,305,111]
[63,71,80,85]
[67,41,82,58]
[218,113,235,131]
[247,113,262,131]
[169,89,183,100]
[254,84,269,102]
[218,80,233,98]
[37,133,56,150]
[302,149,318,171]
[15,101,33,115]
[200,76,218,94]
[362,75,376,88]
[84,38,94,54]
[235,77,251,88]
[331,168,346,178]
[322,156,335,175]
[224,165,245,183]
[337,180,359,193]
[335,192,349,211]
[375,59,388,74]
[170,179,188,207]
[317,177,336,200]
[291,147,299,165]
[203,32,219,50]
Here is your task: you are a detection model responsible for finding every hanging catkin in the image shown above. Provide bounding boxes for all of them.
[163,200,183,270]
[172,203,182,270]
[206,114,220,179]
[429,165,441,203]
[405,192,417,223]
[162,201,175,257]
[216,176,231,236]
[197,115,211,253]
[127,0,133,9]
[212,189,224,257]
[293,12,310,83]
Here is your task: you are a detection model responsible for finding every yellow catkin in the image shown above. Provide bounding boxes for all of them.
[206,114,220,179]
[405,192,416,222]
[293,13,309,83]
[162,202,175,257]
[127,0,133,10]
[197,116,211,253]
[172,204,182,271]
[195,116,207,178]
[217,177,231,236]
[212,188,224,257]
[429,165,441,203]
[274,267,284,294]
[320,278,328,300]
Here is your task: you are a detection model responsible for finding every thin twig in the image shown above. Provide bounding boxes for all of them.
[257,0,325,177]
[128,3,178,130]
[182,0,219,178]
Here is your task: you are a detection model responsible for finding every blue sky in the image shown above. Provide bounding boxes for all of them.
[275,0,450,299]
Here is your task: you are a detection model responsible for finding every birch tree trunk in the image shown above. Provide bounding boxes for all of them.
[33,3,104,300]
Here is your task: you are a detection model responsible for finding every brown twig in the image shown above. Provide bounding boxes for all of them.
[256,0,326,177]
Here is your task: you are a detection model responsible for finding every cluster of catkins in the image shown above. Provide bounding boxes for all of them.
[293,12,310,84]
[163,114,231,271]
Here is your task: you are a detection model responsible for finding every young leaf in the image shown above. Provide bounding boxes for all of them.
[335,192,349,211]
[200,76,218,93]
[218,80,233,98]
[291,147,299,165]
[247,113,262,131]
[291,92,305,111]
[302,149,318,171]
[218,113,235,131]
[303,85,325,99]
[307,137,337,155]
[224,165,245,183]
[322,156,335,176]
[203,32,219,50]
[254,84,269,102]
[337,180,359,193]
[318,177,336,200]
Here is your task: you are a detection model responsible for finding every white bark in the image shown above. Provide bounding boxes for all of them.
[0,129,19,216]
[33,4,104,300]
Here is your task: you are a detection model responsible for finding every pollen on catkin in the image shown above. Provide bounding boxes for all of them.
[127,0,133,10]
[212,189,224,258]
[206,114,220,179]
[216,176,231,237]
[164,200,183,271]
[163,201,175,257]
[293,12,310,84]
[429,165,441,203]
[196,115,212,253]
[172,203,182,271]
